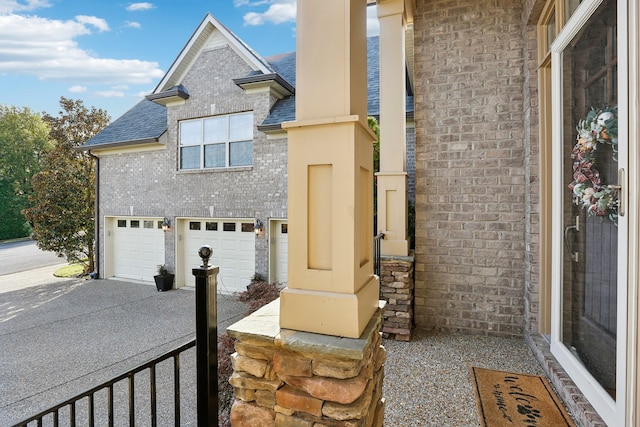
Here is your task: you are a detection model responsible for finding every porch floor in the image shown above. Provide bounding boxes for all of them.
[383,330,546,426]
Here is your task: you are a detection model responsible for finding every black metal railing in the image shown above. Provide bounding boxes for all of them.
[12,339,196,427]
[374,232,384,277]
[13,247,220,427]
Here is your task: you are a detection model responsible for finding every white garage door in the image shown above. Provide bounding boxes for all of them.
[182,219,255,294]
[112,218,165,282]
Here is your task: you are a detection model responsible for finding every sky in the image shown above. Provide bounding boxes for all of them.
[0,0,380,121]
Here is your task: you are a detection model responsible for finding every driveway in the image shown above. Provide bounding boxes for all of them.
[0,275,247,426]
[0,240,66,276]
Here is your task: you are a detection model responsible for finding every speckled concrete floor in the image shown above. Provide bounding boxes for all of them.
[382,330,546,427]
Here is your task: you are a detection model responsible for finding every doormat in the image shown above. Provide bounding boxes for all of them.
[471,367,575,427]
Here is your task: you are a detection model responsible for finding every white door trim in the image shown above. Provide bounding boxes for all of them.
[268,218,288,285]
[550,0,629,424]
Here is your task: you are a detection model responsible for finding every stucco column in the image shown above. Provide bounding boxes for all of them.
[376,0,410,256]
[280,0,380,339]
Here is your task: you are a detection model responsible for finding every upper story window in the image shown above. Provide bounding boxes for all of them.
[179,112,253,170]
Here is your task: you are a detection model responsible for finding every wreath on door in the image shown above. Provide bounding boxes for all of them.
[568,106,619,225]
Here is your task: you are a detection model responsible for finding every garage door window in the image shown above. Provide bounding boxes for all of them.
[131,220,140,228]
[118,220,127,228]
[190,221,201,230]
[206,222,218,231]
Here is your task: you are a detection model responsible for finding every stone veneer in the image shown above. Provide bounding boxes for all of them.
[226,300,386,427]
[379,257,414,341]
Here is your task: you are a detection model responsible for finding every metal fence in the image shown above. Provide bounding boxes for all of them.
[374,232,384,277]
[12,340,196,427]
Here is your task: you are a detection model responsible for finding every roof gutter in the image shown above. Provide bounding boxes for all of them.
[233,73,295,96]
[77,136,165,151]
[256,123,283,133]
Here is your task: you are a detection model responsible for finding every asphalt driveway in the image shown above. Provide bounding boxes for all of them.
[0,276,247,426]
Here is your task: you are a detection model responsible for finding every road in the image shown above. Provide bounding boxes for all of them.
[0,240,67,276]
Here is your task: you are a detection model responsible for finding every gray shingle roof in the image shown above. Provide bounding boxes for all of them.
[260,36,414,130]
[83,36,413,148]
[83,99,166,149]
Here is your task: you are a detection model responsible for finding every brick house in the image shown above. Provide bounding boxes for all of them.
[82,14,415,295]
[83,0,640,425]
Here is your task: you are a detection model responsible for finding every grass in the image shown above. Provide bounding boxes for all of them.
[53,263,85,278]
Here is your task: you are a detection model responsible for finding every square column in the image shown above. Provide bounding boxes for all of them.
[377,0,410,256]
[280,0,379,339]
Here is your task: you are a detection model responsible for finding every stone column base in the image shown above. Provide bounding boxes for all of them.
[379,256,414,341]
[227,299,386,426]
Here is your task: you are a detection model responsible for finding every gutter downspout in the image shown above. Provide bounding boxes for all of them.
[88,151,100,278]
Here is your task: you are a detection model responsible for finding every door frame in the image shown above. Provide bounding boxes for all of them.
[549,0,631,424]
[268,218,288,285]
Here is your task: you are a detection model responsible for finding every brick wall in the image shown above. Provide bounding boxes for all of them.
[413,0,527,337]
[98,44,288,280]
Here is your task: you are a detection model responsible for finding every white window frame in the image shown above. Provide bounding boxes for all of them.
[179,112,254,170]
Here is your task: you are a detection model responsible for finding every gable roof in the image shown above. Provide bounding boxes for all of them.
[153,13,274,94]
[82,17,413,149]
[83,99,166,149]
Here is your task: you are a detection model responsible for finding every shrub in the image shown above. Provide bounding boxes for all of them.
[237,279,283,314]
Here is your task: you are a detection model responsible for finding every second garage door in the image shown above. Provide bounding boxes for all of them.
[181,219,255,294]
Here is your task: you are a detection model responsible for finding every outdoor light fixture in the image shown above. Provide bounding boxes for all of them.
[254,219,264,235]
[162,217,172,232]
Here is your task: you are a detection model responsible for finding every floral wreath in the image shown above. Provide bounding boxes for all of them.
[568,106,619,225]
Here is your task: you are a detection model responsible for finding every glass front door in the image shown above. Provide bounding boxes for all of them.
[551,0,627,424]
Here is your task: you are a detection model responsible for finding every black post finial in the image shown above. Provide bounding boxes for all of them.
[198,245,212,268]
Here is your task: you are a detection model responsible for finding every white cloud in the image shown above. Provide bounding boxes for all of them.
[0,14,164,84]
[95,90,125,98]
[243,0,295,26]
[233,0,270,6]
[68,85,87,93]
[238,1,378,36]
[133,90,150,98]
[75,15,110,32]
[0,0,51,14]
[123,21,141,29]
[126,2,155,12]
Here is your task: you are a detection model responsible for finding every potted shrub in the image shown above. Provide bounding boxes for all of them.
[154,264,174,292]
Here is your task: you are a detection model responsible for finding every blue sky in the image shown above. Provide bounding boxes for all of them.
[0,0,380,121]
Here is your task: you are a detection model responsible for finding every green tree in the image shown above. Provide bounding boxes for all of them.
[0,106,52,239]
[23,98,110,273]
